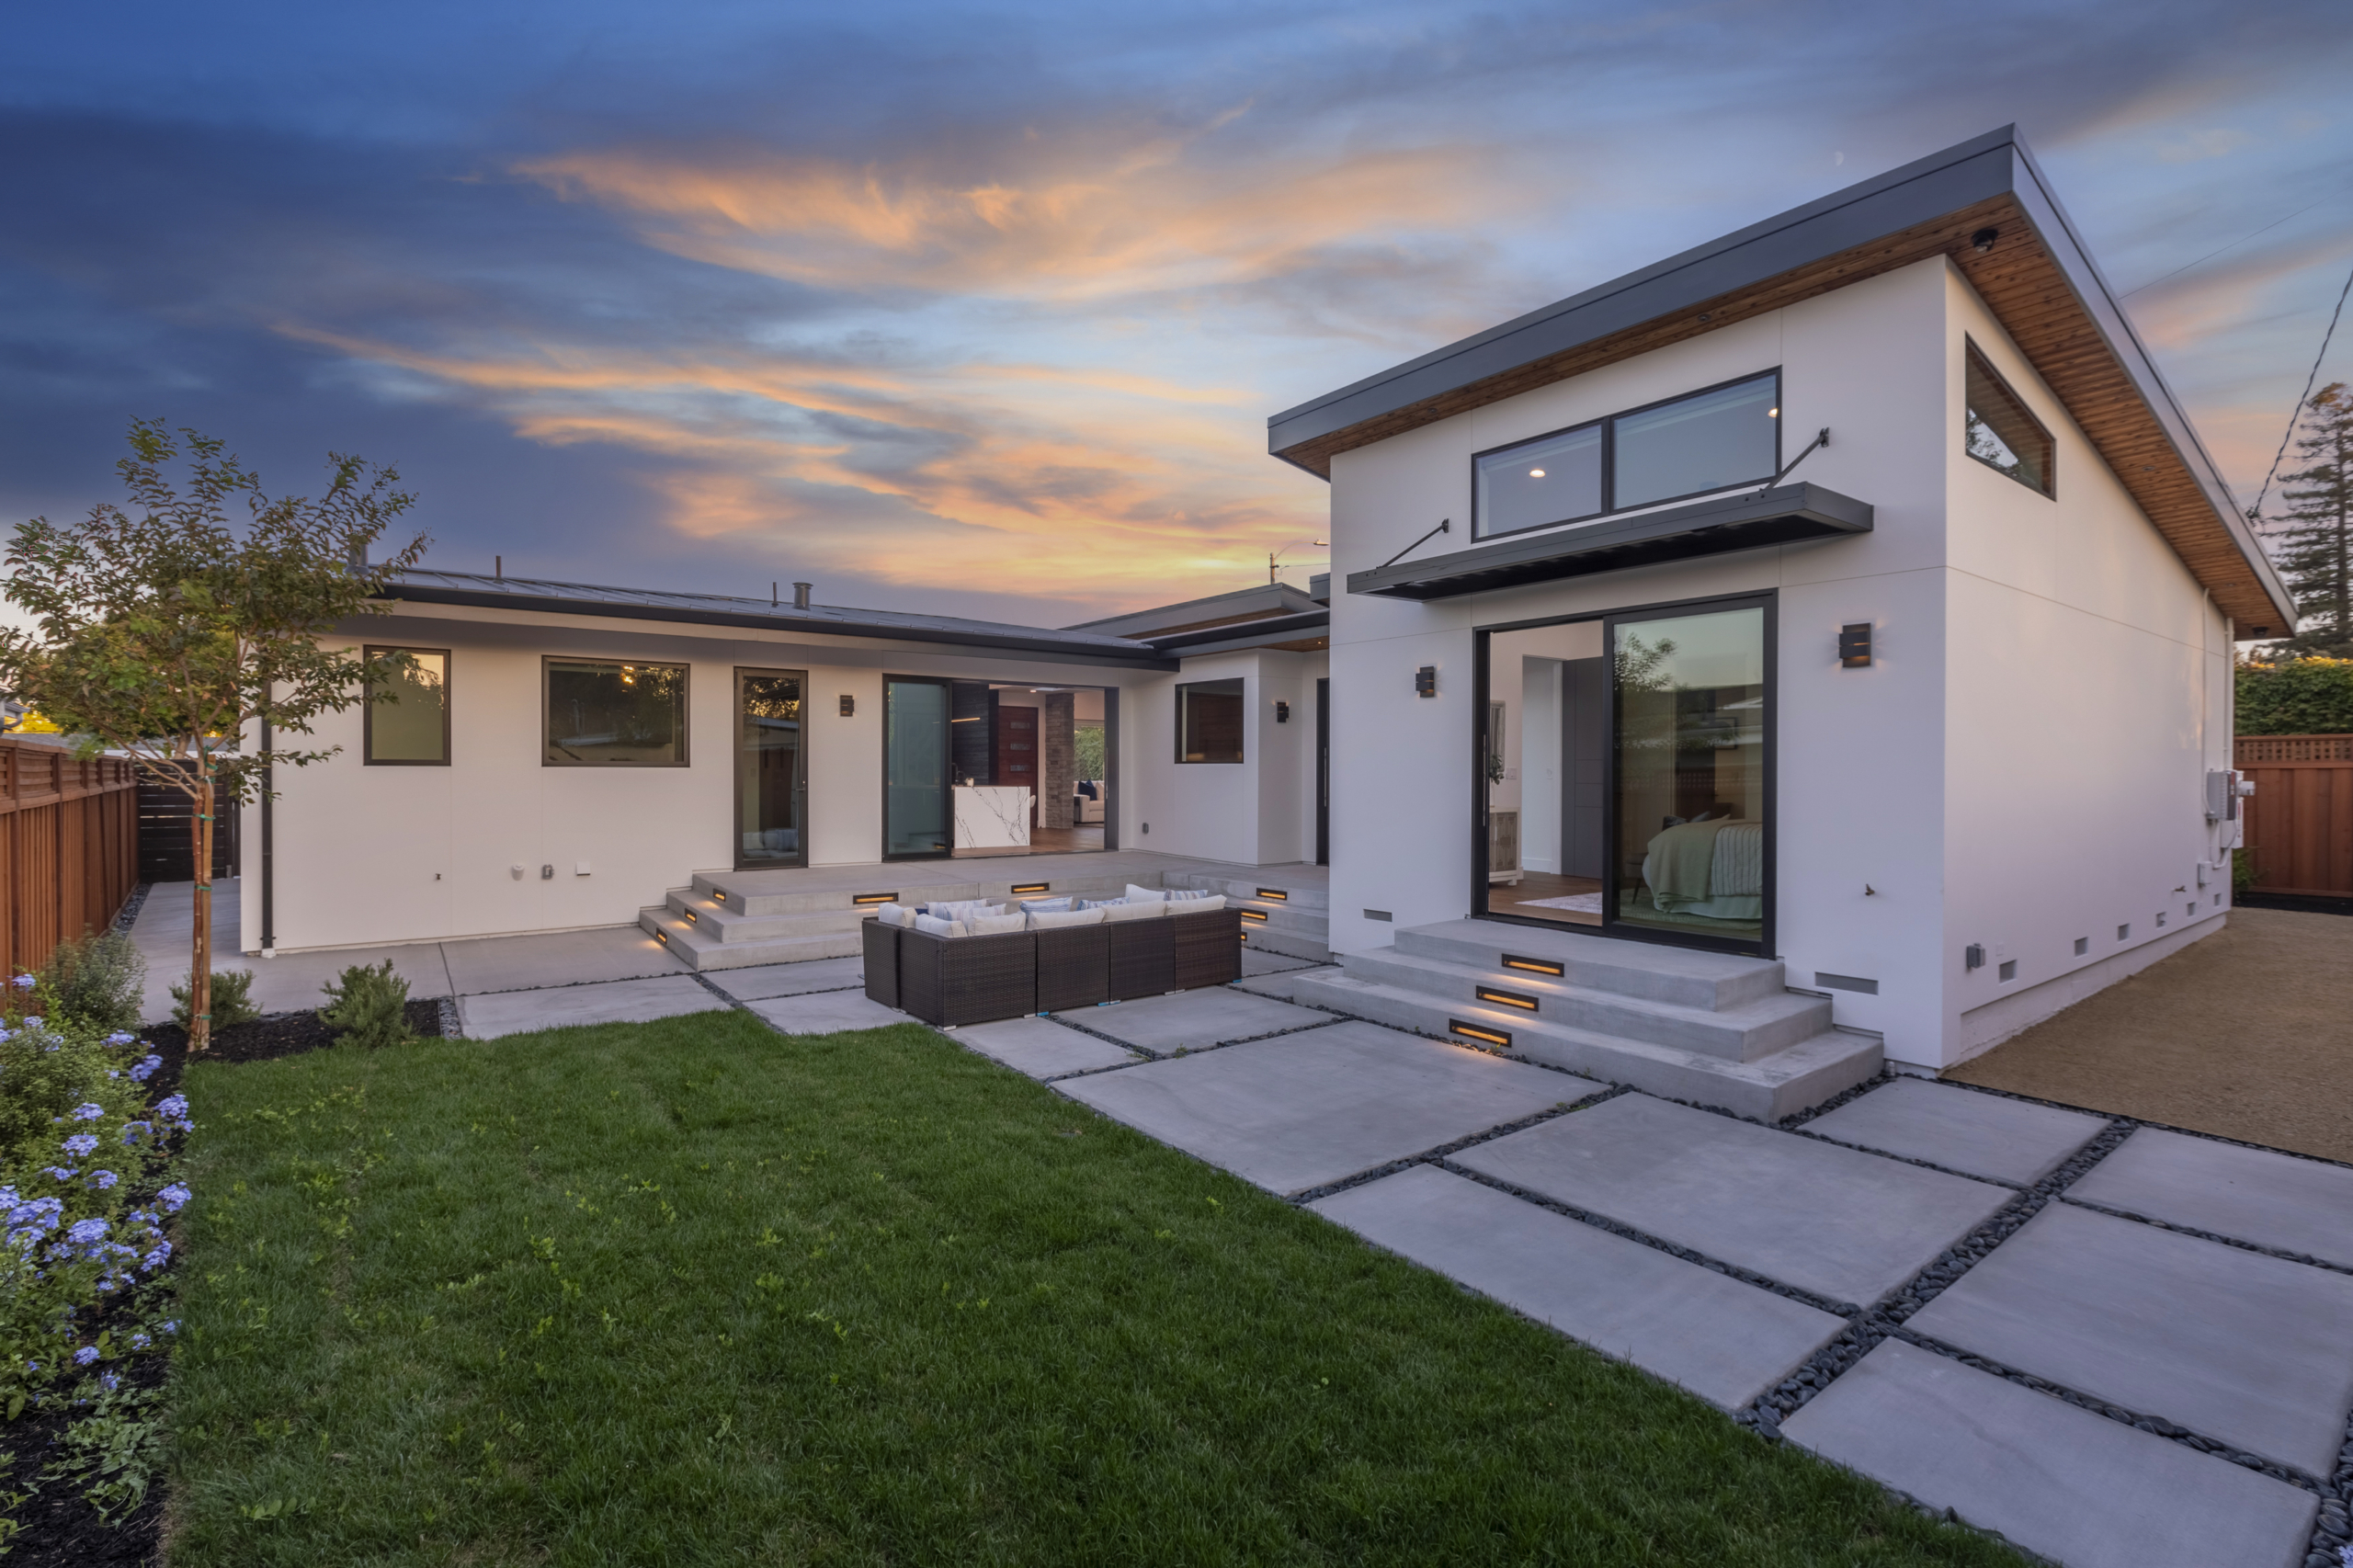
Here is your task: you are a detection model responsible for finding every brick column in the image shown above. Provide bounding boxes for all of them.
[1040,691,1076,829]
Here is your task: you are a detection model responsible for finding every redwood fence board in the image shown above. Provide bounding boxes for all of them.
[0,740,141,972]
[2235,733,2353,898]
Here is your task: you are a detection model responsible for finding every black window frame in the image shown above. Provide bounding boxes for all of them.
[1174,677,1246,765]
[1962,340,2055,498]
[540,655,692,768]
[362,644,451,767]
[1472,369,1783,541]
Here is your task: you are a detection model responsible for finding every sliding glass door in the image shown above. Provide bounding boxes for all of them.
[883,676,953,859]
[733,668,807,869]
[1474,593,1771,955]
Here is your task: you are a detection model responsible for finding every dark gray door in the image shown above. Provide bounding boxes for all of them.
[1563,655,1607,879]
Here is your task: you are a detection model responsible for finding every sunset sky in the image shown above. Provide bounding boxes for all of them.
[6,1,2350,628]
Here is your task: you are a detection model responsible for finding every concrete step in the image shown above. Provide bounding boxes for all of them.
[1233,901,1328,941]
[1240,924,1331,964]
[638,906,862,971]
[694,869,1154,918]
[1289,971,1880,1121]
[1165,871,1331,913]
[1340,946,1828,1063]
[1394,918,1788,1011]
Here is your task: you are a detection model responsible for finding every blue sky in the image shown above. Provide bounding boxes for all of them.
[5,0,2349,626]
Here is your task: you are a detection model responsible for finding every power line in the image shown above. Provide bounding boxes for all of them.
[2120,200,2325,299]
[2249,256,2353,525]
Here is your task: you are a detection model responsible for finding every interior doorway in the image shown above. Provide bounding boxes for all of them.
[898,680,1111,859]
[733,667,807,869]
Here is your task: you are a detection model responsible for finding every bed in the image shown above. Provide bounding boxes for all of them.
[1640,817,1762,920]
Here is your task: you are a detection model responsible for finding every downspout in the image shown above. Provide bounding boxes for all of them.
[258,713,275,955]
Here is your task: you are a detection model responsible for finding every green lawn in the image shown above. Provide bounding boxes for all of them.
[167,1011,2023,1566]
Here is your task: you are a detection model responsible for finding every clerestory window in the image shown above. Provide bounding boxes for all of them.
[1964,343,2054,496]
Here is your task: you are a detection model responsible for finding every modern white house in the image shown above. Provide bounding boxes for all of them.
[242,126,2288,1117]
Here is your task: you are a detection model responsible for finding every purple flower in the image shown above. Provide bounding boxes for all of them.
[62,1134,98,1158]
[12,974,34,990]
[65,1218,108,1245]
[129,1056,161,1083]
[128,1332,150,1351]
[105,1032,134,1045]
[141,1241,171,1270]
[119,1121,152,1146]
[97,1371,119,1393]
[87,1170,119,1191]
[70,1103,104,1121]
[72,1346,97,1366]
[157,1184,190,1213]
[161,1321,178,1335]
[155,1094,188,1120]
[41,1166,76,1182]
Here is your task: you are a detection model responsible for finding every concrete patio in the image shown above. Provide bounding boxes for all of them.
[127,885,2353,1568]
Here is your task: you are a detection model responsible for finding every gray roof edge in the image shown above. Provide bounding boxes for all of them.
[1266,126,2024,454]
[2000,141,2296,626]
[1062,580,1320,636]
[381,576,1181,669]
[1144,609,1330,654]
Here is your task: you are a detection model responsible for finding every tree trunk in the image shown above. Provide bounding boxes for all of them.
[189,768,213,1051]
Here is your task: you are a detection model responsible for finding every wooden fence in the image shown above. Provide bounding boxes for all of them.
[0,739,141,973]
[2235,733,2353,897]
[139,764,239,882]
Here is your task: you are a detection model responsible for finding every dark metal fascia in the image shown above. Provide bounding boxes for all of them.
[1142,609,1331,653]
[381,585,1182,670]
[1344,483,1872,600]
[1267,127,2024,462]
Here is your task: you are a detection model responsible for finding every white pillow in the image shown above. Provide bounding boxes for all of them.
[1097,898,1166,923]
[1124,883,1169,903]
[1170,893,1225,913]
[913,914,963,938]
[1027,906,1106,930]
[924,899,1004,922]
[872,903,916,928]
[962,912,1029,937]
[1166,887,1213,903]
[1019,895,1074,914]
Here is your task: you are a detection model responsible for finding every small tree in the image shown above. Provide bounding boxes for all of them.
[2264,381,2353,658]
[0,421,427,1050]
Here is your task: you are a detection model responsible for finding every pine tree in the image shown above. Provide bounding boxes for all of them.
[2267,381,2353,657]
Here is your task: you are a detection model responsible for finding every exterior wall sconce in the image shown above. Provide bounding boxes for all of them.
[1415,665,1437,698]
[1274,700,1290,722]
[838,695,856,716]
[1839,624,1872,668]
[1964,944,1985,970]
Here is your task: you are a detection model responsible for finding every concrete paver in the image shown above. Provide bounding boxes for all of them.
[746,991,914,1035]
[1240,948,1319,977]
[1453,1094,2012,1306]
[2066,1127,2353,1269]
[443,926,684,994]
[952,1017,1140,1079]
[1785,1339,2318,1568]
[1907,1201,2353,1476]
[1802,1079,2107,1185]
[1058,987,1327,1052]
[459,975,726,1040]
[1058,1019,1596,1196]
[707,956,866,1002]
[1313,1165,1846,1411]
[1232,965,1339,1003]
[229,945,454,1019]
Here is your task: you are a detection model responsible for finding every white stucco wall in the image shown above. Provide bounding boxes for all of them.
[1116,647,1327,869]
[241,604,1173,951]
[1318,254,2238,1070]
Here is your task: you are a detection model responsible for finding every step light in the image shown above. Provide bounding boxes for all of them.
[1011,882,1051,896]
[852,892,898,905]
[1474,985,1540,1012]
[1500,953,1564,977]
[1240,909,1268,923]
[683,909,699,925]
[1256,888,1289,902]
[1449,1019,1512,1050]
[654,928,669,946]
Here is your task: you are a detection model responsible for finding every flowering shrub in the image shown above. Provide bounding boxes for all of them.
[0,974,188,1424]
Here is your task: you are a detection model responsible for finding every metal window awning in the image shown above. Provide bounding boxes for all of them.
[1345,483,1872,600]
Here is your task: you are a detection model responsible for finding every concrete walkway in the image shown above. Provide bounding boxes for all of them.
[127,886,2353,1568]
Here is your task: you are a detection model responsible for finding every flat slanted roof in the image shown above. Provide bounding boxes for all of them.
[1268,126,2294,633]
[382,572,1180,670]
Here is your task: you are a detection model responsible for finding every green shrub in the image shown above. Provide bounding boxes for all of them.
[2236,654,2353,736]
[318,960,413,1051]
[168,969,258,1033]
[38,930,145,1035]
[2234,847,2259,895]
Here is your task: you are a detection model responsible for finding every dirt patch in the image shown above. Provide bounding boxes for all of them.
[1948,906,2353,1164]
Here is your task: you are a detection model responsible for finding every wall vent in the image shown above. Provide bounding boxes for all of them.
[1813,971,1879,994]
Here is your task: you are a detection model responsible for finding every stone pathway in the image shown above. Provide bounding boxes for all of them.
[140,889,2353,1568]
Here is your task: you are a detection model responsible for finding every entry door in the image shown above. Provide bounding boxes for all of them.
[883,676,953,858]
[995,703,1039,823]
[733,668,807,869]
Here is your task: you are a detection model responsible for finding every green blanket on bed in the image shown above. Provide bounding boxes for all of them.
[1646,819,1732,911]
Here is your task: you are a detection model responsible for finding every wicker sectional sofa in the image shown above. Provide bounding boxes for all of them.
[864,904,1244,1027]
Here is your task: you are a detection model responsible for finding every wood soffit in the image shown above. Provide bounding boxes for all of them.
[1276,193,2283,631]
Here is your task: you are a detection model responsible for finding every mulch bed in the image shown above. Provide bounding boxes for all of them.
[3,999,448,1564]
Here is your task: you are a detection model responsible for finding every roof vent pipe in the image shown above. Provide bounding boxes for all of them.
[792,582,813,610]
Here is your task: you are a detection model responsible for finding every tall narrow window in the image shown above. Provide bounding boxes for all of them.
[364,647,449,765]
[1964,344,2054,495]
[543,659,688,766]
[1176,678,1245,763]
